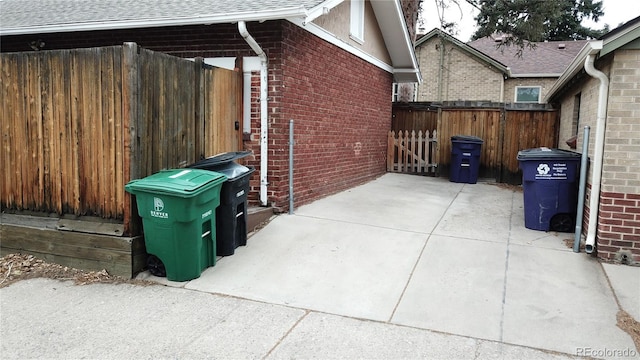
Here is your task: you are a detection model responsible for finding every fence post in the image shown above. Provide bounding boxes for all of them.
[497,107,506,183]
[122,42,139,236]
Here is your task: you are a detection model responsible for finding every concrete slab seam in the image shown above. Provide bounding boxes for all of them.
[499,189,516,343]
[291,214,432,235]
[598,262,624,313]
[387,183,465,322]
[262,310,310,360]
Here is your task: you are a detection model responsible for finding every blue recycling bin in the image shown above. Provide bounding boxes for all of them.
[450,135,483,184]
[517,147,582,232]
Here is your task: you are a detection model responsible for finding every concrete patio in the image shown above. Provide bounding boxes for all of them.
[2,173,638,359]
[147,173,639,357]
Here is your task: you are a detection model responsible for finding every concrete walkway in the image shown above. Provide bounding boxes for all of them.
[2,173,638,359]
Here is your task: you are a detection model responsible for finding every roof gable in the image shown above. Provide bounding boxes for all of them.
[415,28,510,75]
[545,16,640,102]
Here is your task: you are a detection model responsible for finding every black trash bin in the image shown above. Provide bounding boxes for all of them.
[450,135,483,184]
[189,151,255,256]
[517,147,582,232]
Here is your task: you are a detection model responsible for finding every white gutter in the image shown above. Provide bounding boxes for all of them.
[582,41,608,254]
[238,21,269,206]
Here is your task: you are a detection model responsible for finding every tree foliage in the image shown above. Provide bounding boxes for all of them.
[470,0,608,46]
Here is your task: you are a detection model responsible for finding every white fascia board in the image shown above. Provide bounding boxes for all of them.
[510,73,562,78]
[304,0,344,24]
[288,17,394,74]
[544,41,601,102]
[0,8,308,36]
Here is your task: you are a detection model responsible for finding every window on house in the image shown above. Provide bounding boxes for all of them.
[514,86,541,103]
[392,83,417,102]
[572,93,581,134]
[392,83,400,102]
[350,0,365,43]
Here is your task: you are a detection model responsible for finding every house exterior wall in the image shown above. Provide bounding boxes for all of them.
[1,19,394,212]
[415,36,503,101]
[270,21,392,209]
[503,77,557,103]
[556,51,640,263]
[312,0,391,64]
[598,49,640,263]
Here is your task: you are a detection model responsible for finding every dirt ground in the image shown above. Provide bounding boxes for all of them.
[0,253,155,289]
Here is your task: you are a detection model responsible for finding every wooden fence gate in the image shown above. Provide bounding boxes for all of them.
[387,130,439,175]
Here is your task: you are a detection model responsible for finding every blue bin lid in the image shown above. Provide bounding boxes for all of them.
[451,135,483,143]
[517,147,582,161]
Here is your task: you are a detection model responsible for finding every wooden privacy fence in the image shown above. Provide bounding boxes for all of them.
[387,130,438,175]
[1,43,241,234]
[392,102,558,183]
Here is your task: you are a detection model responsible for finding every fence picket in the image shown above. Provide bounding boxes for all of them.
[417,130,423,173]
[387,129,438,175]
[1,45,241,221]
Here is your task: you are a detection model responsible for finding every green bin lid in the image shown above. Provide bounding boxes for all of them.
[125,169,226,197]
[517,147,582,161]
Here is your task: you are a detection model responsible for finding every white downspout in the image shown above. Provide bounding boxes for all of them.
[238,21,269,206]
[583,43,608,254]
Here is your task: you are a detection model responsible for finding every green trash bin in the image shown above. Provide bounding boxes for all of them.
[125,169,226,281]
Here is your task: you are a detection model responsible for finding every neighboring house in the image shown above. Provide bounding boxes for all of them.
[408,28,587,103]
[410,28,509,102]
[546,16,640,264]
[469,35,588,103]
[0,0,420,212]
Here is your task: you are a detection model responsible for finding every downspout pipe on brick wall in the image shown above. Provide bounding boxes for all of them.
[583,42,609,254]
[238,21,269,206]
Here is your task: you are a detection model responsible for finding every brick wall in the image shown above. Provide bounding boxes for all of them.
[268,22,392,210]
[415,36,503,101]
[0,23,259,58]
[597,49,640,263]
[597,192,640,263]
[556,50,639,264]
[2,20,394,212]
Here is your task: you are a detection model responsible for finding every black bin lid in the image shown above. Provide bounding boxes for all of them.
[451,135,483,143]
[188,151,253,180]
[190,151,252,168]
[517,147,582,161]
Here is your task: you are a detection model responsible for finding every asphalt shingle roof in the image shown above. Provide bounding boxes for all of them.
[468,35,589,76]
[0,0,326,33]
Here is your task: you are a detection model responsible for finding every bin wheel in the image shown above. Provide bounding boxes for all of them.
[550,214,574,233]
[147,255,166,277]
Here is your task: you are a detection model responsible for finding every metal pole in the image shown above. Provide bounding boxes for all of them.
[289,119,294,215]
[574,126,590,253]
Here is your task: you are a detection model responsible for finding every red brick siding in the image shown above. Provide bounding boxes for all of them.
[269,22,392,210]
[596,191,640,263]
[0,24,260,58]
